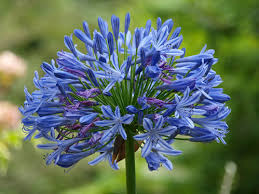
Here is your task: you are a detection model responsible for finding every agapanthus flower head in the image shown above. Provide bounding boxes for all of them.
[20,13,230,171]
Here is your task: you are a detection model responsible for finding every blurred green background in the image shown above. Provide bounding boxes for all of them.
[0,0,258,193]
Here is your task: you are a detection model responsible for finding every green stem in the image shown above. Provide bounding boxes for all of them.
[125,130,136,194]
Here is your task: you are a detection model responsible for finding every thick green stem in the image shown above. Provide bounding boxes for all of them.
[125,130,136,194]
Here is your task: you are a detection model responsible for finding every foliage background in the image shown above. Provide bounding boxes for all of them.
[0,0,258,193]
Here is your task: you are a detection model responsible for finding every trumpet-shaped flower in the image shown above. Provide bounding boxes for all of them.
[95,106,134,143]
[134,116,177,157]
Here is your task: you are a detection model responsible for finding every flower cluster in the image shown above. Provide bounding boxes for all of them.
[20,13,230,171]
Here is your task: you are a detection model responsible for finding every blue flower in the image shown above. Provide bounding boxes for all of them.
[192,106,230,144]
[88,142,119,170]
[38,138,83,165]
[173,87,206,128]
[95,106,134,143]
[19,13,231,172]
[95,52,126,93]
[134,116,177,157]
[145,145,181,171]
[151,26,184,61]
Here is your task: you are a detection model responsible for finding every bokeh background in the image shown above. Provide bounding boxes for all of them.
[0,0,258,193]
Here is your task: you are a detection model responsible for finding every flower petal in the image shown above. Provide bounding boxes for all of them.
[101,105,115,119]
[158,126,177,136]
[141,138,152,158]
[143,118,153,131]
[182,117,195,128]
[94,120,115,127]
[157,137,173,151]
[154,115,164,129]
[100,124,119,144]
[118,123,127,140]
[115,106,121,118]
[134,133,149,141]
[121,114,134,124]
[103,81,116,93]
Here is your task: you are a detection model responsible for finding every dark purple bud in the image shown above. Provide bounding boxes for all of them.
[89,132,102,145]
[63,67,87,79]
[79,118,100,137]
[146,97,168,107]
[81,100,98,106]
[65,102,80,111]
[77,88,101,99]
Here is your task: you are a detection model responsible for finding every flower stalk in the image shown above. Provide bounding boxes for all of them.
[125,128,136,194]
